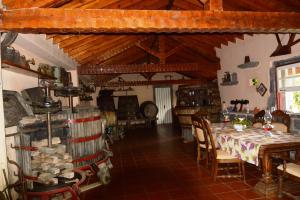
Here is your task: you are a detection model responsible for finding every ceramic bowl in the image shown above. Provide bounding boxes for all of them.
[234,124,244,132]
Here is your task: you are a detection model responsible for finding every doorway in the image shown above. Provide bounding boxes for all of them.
[154,86,173,124]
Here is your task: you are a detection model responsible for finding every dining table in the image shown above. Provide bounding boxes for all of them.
[211,123,300,197]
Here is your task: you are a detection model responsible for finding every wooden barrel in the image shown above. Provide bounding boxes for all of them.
[140,101,158,120]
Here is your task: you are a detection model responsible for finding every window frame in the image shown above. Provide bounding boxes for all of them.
[276,62,300,113]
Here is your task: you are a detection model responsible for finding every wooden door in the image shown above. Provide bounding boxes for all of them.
[154,86,173,124]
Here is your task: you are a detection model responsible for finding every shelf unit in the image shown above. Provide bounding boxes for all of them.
[2,60,56,80]
[220,81,239,86]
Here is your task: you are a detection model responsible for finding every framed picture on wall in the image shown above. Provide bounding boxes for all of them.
[256,83,267,96]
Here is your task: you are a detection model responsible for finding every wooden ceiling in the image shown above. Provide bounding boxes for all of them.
[2,0,300,85]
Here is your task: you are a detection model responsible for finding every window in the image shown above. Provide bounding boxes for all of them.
[277,63,300,113]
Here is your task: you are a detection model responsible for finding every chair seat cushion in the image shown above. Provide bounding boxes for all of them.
[199,144,212,149]
[216,150,238,160]
[272,122,288,133]
[277,163,300,177]
[196,127,214,149]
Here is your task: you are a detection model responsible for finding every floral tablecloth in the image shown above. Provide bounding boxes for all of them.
[212,123,300,166]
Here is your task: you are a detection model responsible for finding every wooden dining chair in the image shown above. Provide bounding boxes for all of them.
[253,110,265,128]
[200,117,245,182]
[276,155,300,199]
[271,110,290,133]
[192,115,211,167]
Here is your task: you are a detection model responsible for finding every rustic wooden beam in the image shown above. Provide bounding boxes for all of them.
[135,42,161,58]
[96,79,207,86]
[165,44,183,57]
[159,36,166,64]
[2,8,300,33]
[78,63,217,75]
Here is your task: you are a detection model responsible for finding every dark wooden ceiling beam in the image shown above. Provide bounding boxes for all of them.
[96,79,207,86]
[2,9,300,33]
[135,42,161,58]
[78,63,217,75]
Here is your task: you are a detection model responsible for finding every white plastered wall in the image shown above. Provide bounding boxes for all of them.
[216,34,300,110]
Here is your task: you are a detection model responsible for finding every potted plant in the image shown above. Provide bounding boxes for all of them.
[232,118,252,131]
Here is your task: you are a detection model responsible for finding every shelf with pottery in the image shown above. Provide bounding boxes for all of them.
[220,71,238,86]
[237,56,259,69]
[2,60,56,80]
[220,81,239,86]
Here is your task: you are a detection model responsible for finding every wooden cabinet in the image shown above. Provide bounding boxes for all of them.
[174,82,222,126]
[176,83,221,108]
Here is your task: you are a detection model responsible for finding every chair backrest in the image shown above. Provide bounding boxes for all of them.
[191,115,206,145]
[199,116,217,159]
[253,110,265,125]
[271,110,290,133]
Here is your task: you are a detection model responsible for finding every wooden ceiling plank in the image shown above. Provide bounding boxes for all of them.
[102,0,144,9]
[183,0,203,7]
[173,0,203,10]
[78,42,144,64]
[165,44,184,57]
[210,0,223,11]
[168,45,219,68]
[3,0,71,9]
[126,0,168,10]
[171,37,219,63]
[63,36,105,51]
[80,0,122,9]
[72,36,135,60]
[52,34,75,44]
[186,35,220,47]
[78,63,217,74]
[80,46,145,65]
[59,35,94,48]
[3,9,300,33]
[69,35,127,57]
[91,36,150,64]
[100,47,148,65]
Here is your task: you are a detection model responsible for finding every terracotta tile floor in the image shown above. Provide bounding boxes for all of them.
[81,125,299,200]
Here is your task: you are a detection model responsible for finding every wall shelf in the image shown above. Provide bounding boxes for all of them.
[2,60,56,80]
[220,81,239,86]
